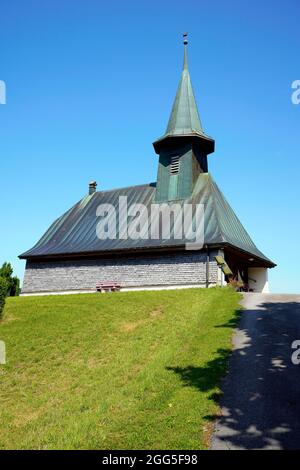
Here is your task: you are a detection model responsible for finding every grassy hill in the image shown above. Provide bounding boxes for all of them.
[0,287,240,450]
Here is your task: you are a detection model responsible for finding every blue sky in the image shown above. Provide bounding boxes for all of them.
[0,0,299,293]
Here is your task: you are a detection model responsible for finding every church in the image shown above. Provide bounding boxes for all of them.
[20,36,275,295]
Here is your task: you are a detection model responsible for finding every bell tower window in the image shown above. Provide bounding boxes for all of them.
[170,155,180,175]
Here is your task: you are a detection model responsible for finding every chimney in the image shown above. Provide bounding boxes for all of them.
[89,181,97,195]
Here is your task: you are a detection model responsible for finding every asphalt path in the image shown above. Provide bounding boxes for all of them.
[211,293,300,450]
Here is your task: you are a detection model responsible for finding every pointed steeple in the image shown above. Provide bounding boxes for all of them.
[153,34,214,155]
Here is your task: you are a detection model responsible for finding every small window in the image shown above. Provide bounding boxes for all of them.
[170,155,180,175]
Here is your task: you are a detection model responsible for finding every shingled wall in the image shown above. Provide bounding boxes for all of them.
[22,250,219,294]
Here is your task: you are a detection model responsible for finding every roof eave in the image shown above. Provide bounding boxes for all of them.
[19,244,190,261]
[19,241,276,268]
[153,133,215,155]
[222,242,276,268]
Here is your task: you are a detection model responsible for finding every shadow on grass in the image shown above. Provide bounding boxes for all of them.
[166,309,241,401]
[166,348,231,396]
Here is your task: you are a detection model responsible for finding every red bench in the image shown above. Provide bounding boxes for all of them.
[96,281,121,293]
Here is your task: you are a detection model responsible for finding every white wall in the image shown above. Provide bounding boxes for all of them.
[248,268,269,293]
[217,266,226,286]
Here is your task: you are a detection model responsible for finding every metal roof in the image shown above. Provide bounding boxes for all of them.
[153,38,214,154]
[19,174,275,267]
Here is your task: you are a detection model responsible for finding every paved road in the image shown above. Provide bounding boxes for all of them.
[211,293,300,450]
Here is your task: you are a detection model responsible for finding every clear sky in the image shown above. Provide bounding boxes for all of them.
[0,0,299,293]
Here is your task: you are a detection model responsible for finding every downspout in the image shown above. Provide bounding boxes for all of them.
[205,245,210,288]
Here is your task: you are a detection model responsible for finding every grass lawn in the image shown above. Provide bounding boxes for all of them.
[0,287,241,449]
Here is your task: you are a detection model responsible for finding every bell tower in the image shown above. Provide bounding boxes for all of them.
[153,34,215,203]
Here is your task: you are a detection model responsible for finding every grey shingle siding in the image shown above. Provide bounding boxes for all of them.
[22,251,219,294]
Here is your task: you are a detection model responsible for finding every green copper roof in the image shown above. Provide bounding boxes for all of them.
[153,37,214,153]
[165,43,204,136]
[19,174,275,267]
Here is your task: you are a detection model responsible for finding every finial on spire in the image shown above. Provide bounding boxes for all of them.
[183,33,188,70]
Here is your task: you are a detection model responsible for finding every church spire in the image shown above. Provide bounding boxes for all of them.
[153,33,214,155]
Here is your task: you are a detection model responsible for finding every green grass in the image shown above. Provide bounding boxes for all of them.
[0,287,241,450]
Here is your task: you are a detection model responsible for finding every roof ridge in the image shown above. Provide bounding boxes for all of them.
[94,182,156,195]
